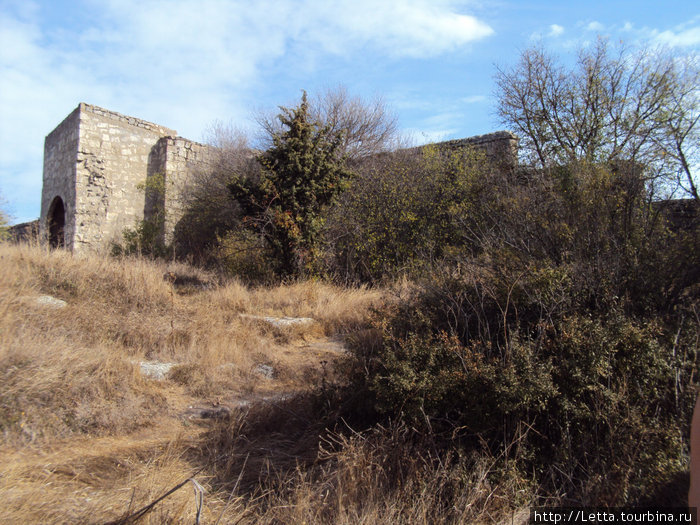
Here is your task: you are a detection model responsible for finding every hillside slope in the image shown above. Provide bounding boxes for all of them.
[0,243,382,523]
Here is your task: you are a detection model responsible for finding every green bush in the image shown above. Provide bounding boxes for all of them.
[354,159,699,505]
[368,296,696,504]
[111,173,173,258]
[326,145,489,282]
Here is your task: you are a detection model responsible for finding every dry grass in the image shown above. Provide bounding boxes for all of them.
[0,242,529,523]
[0,242,386,523]
[198,396,534,525]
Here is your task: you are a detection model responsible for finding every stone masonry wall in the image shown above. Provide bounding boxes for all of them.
[153,136,214,244]
[41,103,215,253]
[41,106,81,247]
[437,131,519,169]
[73,103,176,252]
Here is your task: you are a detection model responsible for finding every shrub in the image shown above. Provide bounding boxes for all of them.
[326,145,490,282]
[230,92,354,278]
[355,159,699,504]
[368,291,697,504]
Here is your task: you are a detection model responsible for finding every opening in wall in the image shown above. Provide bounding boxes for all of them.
[47,196,65,248]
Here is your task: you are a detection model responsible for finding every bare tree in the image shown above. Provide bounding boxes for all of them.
[175,122,259,258]
[495,40,699,200]
[651,55,700,201]
[257,85,403,161]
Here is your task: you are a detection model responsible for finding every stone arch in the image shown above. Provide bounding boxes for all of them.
[47,196,65,248]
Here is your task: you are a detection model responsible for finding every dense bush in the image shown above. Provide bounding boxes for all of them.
[230,92,354,278]
[326,146,490,282]
[174,87,401,278]
[355,159,699,505]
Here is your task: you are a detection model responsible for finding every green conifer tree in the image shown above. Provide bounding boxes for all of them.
[230,92,353,277]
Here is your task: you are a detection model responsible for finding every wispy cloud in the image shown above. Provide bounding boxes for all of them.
[653,23,700,47]
[549,24,565,37]
[530,23,565,41]
[462,95,487,104]
[586,21,604,32]
[603,17,700,48]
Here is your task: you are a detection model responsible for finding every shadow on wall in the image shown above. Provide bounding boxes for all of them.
[143,141,168,244]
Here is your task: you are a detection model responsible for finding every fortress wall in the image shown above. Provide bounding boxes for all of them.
[41,106,81,247]
[72,104,176,252]
[158,137,214,243]
[436,131,519,169]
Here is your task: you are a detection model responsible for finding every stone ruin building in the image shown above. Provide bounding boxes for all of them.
[40,103,213,253]
[37,103,518,254]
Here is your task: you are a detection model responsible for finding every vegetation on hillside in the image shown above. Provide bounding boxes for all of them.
[229,92,355,277]
[0,243,385,523]
[5,41,699,522]
[356,158,698,504]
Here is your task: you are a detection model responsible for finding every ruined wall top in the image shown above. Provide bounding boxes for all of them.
[435,131,519,168]
[401,130,519,169]
[438,130,517,147]
[39,102,522,254]
[78,103,177,137]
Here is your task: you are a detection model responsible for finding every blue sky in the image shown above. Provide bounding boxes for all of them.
[1,0,699,224]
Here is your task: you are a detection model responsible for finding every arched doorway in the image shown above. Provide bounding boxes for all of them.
[47,196,65,248]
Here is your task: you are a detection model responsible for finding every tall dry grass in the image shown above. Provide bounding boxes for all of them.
[1,243,533,523]
[1,242,408,524]
[197,394,534,524]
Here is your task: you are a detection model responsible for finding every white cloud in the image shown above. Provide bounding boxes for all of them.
[462,95,487,104]
[586,21,604,32]
[654,26,700,47]
[531,23,565,41]
[624,16,700,48]
[406,127,455,145]
[317,1,494,57]
[549,24,565,37]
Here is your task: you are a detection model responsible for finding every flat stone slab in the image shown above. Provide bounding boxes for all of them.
[240,314,315,328]
[138,360,177,380]
[182,394,294,420]
[302,338,348,354]
[253,364,275,379]
[184,405,232,420]
[27,295,67,308]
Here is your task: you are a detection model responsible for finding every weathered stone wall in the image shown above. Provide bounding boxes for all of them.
[8,220,40,243]
[73,104,176,252]
[41,103,215,253]
[436,131,519,169]
[157,136,214,244]
[41,106,81,247]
